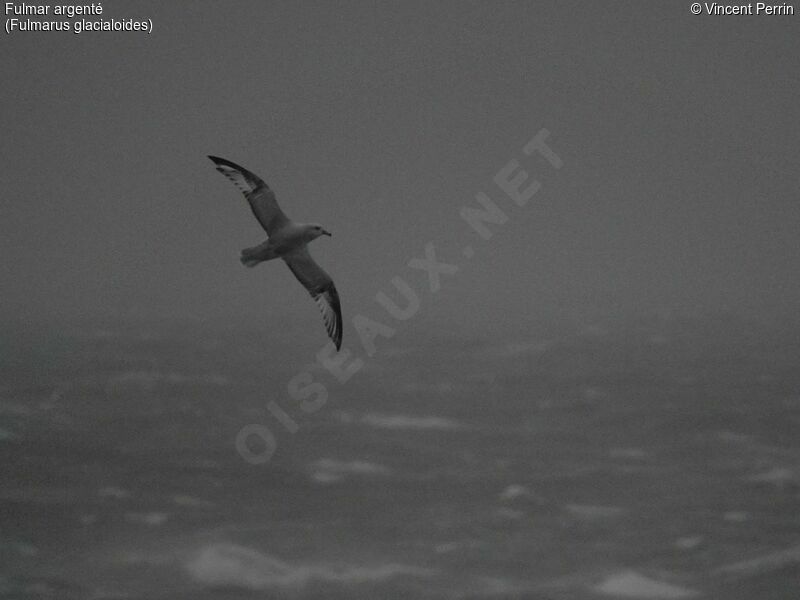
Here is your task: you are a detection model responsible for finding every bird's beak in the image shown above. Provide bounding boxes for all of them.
[323,230,332,237]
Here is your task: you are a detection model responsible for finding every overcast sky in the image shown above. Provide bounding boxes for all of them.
[2,1,798,337]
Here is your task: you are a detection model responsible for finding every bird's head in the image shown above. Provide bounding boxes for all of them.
[305,223,332,241]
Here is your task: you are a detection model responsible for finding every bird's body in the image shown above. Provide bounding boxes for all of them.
[208,155,342,350]
[241,221,325,265]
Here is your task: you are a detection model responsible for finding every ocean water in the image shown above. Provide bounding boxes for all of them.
[1,315,799,599]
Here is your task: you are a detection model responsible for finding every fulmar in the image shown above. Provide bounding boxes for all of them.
[209,156,342,350]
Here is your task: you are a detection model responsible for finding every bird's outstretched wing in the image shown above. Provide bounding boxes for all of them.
[283,247,342,350]
[208,156,290,236]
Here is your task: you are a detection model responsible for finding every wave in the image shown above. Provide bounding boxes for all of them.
[746,467,795,486]
[98,486,130,499]
[359,413,464,431]
[172,494,215,509]
[310,458,391,483]
[593,571,699,598]
[186,543,432,590]
[473,340,550,359]
[565,504,625,519]
[104,370,228,392]
[713,544,800,579]
[124,512,168,526]
[609,448,648,460]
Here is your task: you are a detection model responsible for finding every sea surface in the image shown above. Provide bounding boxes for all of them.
[1,314,799,599]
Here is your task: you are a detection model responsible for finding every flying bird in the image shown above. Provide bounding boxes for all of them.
[208,156,342,350]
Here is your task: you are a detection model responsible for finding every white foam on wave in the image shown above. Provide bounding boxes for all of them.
[401,380,455,394]
[478,575,529,595]
[434,539,482,555]
[124,512,168,526]
[716,430,751,443]
[593,571,700,598]
[105,370,228,392]
[499,484,528,500]
[359,413,464,431]
[674,536,704,550]
[187,543,301,588]
[723,511,749,522]
[474,340,550,359]
[172,494,215,509]
[713,544,800,578]
[494,507,524,520]
[311,471,343,484]
[312,458,391,477]
[98,486,130,499]
[186,543,432,590]
[0,401,31,416]
[746,467,795,486]
[309,458,393,484]
[565,504,625,519]
[609,448,648,460]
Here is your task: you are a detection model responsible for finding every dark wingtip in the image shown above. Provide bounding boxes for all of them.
[334,325,342,351]
[207,155,250,173]
[208,155,235,167]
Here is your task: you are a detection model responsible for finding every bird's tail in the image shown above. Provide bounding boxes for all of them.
[240,241,277,268]
[240,254,261,268]
[240,247,262,268]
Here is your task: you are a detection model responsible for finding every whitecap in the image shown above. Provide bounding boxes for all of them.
[105,370,228,392]
[499,484,533,501]
[478,575,529,595]
[674,536,704,550]
[434,541,460,554]
[746,467,795,486]
[609,448,648,460]
[186,543,432,590]
[581,387,606,401]
[716,430,751,443]
[124,512,168,526]
[474,340,550,359]
[494,507,524,520]
[723,511,749,522]
[401,381,455,394]
[359,413,463,431]
[594,571,699,598]
[434,539,481,555]
[311,471,343,484]
[1,540,37,557]
[98,486,130,499]
[321,563,432,583]
[0,401,30,416]
[172,495,215,509]
[312,458,391,477]
[566,504,625,519]
[713,544,800,578]
[583,324,609,337]
[187,544,302,588]
[92,329,117,339]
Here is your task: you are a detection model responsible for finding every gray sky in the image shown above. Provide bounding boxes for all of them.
[2,1,798,336]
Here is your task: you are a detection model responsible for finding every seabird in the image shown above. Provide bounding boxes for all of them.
[208,156,342,350]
